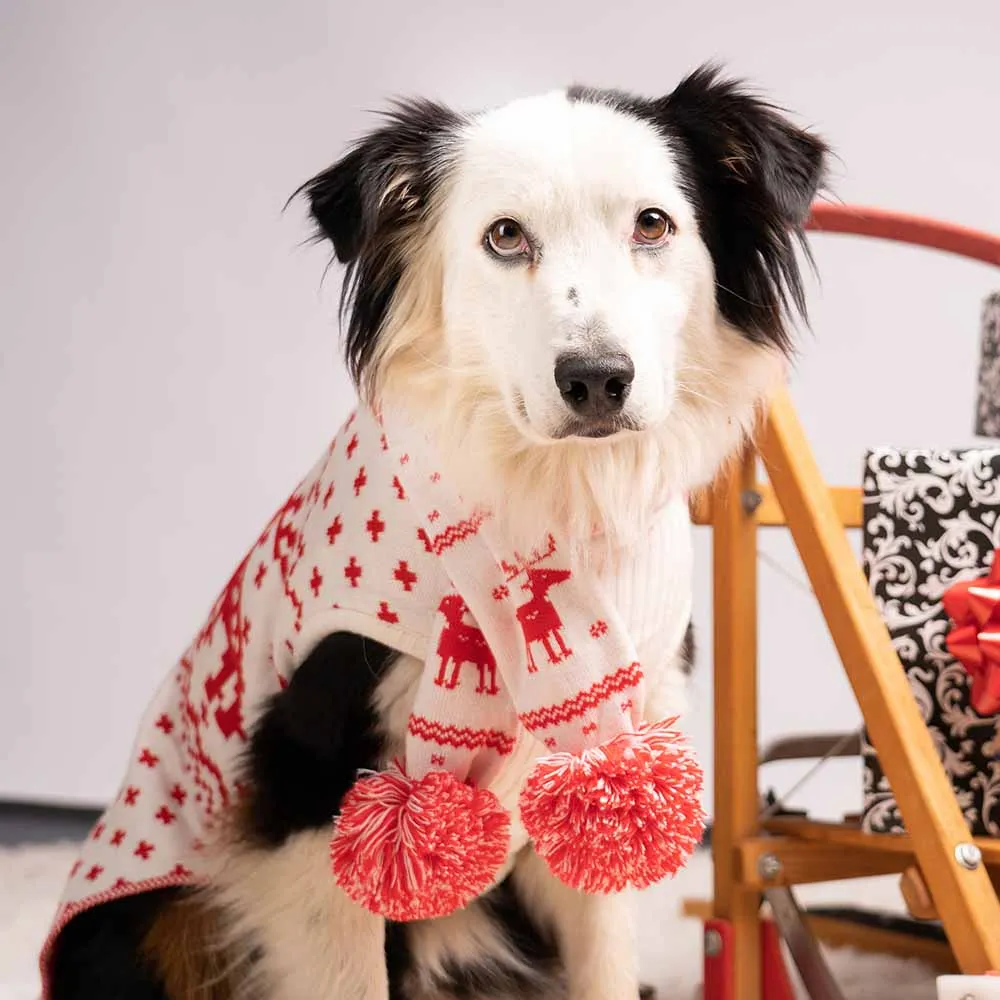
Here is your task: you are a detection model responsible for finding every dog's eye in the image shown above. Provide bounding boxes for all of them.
[486,218,528,258]
[633,208,675,246]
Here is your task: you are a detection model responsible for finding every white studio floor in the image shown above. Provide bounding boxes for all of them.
[0,842,938,1000]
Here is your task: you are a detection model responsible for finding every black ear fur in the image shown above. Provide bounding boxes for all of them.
[293,99,465,385]
[657,65,829,349]
[298,143,369,264]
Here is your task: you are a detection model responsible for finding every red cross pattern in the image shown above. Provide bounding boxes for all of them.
[170,783,187,806]
[353,466,367,496]
[326,515,343,545]
[134,840,155,861]
[366,510,386,542]
[91,822,105,841]
[138,748,159,768]
[123,787,140,806]
[155,713,174,735]
[392,476,406,500]
[344,557,363,588]
[155,805,177,825]
[110,829,126,847]
[310,566,323,597]
[323,483,334,508]
[254,562,267,588]
[171,863,193,878]
[393,560,417,591]
[346,434,359,459]
[85,864,104,882]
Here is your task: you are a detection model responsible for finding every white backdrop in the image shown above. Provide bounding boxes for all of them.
[2,0,999,816]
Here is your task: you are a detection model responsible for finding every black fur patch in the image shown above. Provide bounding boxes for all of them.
[387,874,561,999]
[570,65,828,352]
[293,100,467,388]
[49,888,180,1000]
[679,620,696,675]
[240,632,397,846]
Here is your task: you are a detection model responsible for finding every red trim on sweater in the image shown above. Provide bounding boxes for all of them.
[39,872,199,1000]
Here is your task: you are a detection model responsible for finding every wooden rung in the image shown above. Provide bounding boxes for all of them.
[739,836,911,888]
[691,484,863,529]
[900,866,938,921]
[681,898,959,974]
[761,817,1000,869]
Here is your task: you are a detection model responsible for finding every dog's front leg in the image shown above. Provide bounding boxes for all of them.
[209,827,389,1000]
[511,845,640,1000]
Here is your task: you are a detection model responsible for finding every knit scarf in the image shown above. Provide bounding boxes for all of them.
[329,408,704,920]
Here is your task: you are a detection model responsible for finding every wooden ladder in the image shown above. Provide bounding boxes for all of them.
[695,204,1000,1000]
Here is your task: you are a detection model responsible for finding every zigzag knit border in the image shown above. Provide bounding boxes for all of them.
[518,662,643,732]
[416,509,489,555]
[408,715,516,755]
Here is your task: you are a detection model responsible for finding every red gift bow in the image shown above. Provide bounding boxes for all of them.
[943,552,1000,716]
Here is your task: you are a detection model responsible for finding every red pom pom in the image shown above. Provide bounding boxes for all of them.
[519,720,705,894]
[329,768,510,921]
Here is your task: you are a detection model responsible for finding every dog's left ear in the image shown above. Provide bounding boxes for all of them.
[657,65,829,348]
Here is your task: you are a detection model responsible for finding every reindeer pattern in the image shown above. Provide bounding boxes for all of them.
[502,535,574,673]
[434,594,499,694]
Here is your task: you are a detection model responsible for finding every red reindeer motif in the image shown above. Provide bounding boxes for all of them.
[198,486,310,745]
[502,535,573,672]
[434,594,498,695]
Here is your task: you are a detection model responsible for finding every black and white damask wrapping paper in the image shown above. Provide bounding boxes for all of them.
[975,293,1000,437]
[862,447,1000,836]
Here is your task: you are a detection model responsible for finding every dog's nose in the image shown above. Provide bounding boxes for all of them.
[554,352,635,417]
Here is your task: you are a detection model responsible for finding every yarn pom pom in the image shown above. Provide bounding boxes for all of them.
[329,768,510,921]
[519,720,705,894]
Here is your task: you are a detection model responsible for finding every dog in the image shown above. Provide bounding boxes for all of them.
[43,65,827,1000]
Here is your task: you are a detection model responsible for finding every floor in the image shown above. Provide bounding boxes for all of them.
[0,802,940,1000]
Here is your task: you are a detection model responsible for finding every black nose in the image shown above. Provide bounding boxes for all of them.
[554,352,635,417]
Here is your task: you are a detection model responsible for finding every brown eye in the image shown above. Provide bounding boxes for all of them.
[633,208,674,246]
[486,218,528,257]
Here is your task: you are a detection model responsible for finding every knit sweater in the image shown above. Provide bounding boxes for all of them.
[41,405,693,983]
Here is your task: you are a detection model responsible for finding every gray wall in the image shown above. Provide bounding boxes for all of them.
[2,0,998,819]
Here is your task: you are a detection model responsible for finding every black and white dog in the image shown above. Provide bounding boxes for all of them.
[49,66,826,1000]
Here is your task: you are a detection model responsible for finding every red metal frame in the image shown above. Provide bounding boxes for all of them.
[703,918,797,1000]
[807,202,1000,266]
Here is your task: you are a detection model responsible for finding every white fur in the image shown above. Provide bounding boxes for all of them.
[208,828,389,1000]
[207,84,792,999]
[372,91,785,552]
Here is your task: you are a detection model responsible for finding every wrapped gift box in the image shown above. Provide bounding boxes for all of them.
[976,292,1000,437]
[861,446,1000,836]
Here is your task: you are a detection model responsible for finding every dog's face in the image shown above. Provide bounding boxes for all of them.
[301,66,827,447]
[439,93,703,441]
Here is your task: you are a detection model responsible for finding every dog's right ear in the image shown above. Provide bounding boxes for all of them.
[298,144,370,264]
[295,99,466,265]
[294,99,465,389]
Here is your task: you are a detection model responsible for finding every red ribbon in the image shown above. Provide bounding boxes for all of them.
[943,551,1000,716]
